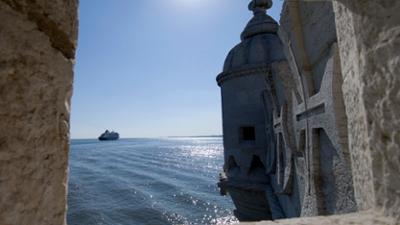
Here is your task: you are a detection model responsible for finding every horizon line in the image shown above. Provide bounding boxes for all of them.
[70,134,223,140]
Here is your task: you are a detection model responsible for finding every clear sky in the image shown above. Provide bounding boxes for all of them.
[71,0,284,139]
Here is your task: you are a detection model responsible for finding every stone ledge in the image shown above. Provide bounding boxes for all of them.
[238,211,397,225]
[0,0,78,59]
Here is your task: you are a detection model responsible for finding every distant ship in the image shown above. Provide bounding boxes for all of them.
[98,130,119,141]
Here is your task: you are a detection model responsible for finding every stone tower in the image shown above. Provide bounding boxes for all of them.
[217,0,358,222]
[217,0,295,221]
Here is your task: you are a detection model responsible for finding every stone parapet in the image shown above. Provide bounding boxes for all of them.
[333,0,400,221]
[238,210,396,225]
[0,0,78,225]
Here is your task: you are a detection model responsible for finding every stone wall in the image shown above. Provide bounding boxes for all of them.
[0,1,78,225]
[280,0,338,95]
[241,210,395,225]
[276,0,356,217]
[333,0,400,220]
[243,0,399,224]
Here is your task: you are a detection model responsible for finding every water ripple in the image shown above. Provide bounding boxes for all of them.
[68,137,238,225]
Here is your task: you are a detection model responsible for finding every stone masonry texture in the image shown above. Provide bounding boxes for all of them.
[239,210,396,225]
[0,0,78,225]
[278,0,356,217]
[333,0,400,221]
[241,0,399,224]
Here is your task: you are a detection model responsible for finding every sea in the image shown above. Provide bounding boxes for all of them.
[67,137,238,225]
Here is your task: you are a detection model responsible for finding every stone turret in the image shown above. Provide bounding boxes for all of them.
[217,0,291,221]
[218,0,360,222]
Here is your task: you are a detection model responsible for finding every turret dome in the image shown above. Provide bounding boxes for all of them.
[217,0,285,85]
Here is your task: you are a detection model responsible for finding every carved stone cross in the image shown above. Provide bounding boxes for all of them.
[264,42,357,216]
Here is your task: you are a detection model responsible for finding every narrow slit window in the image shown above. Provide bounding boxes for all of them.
[240,126,256,141]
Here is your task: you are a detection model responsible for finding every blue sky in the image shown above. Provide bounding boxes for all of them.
[71,0,283,139]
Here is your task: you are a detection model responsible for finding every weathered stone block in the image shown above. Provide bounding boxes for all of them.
[277,0,356,217]
[333,0,400,221]
[239,210,396,225]
[0,0,78,224]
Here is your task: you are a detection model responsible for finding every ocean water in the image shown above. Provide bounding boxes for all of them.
[67,137,238,225]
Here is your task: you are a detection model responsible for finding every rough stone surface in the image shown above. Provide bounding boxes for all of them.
[280,0,338,94]
[0,0,78,225]
[243,0,400,224]
[332,0,400,221]
[221,0,399,223]
[239,210,396,225]
[1,0,78,59]
[277,0,356,217]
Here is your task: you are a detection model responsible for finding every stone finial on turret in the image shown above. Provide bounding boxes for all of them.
[241,0,278,40]
[248,0,273,14]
